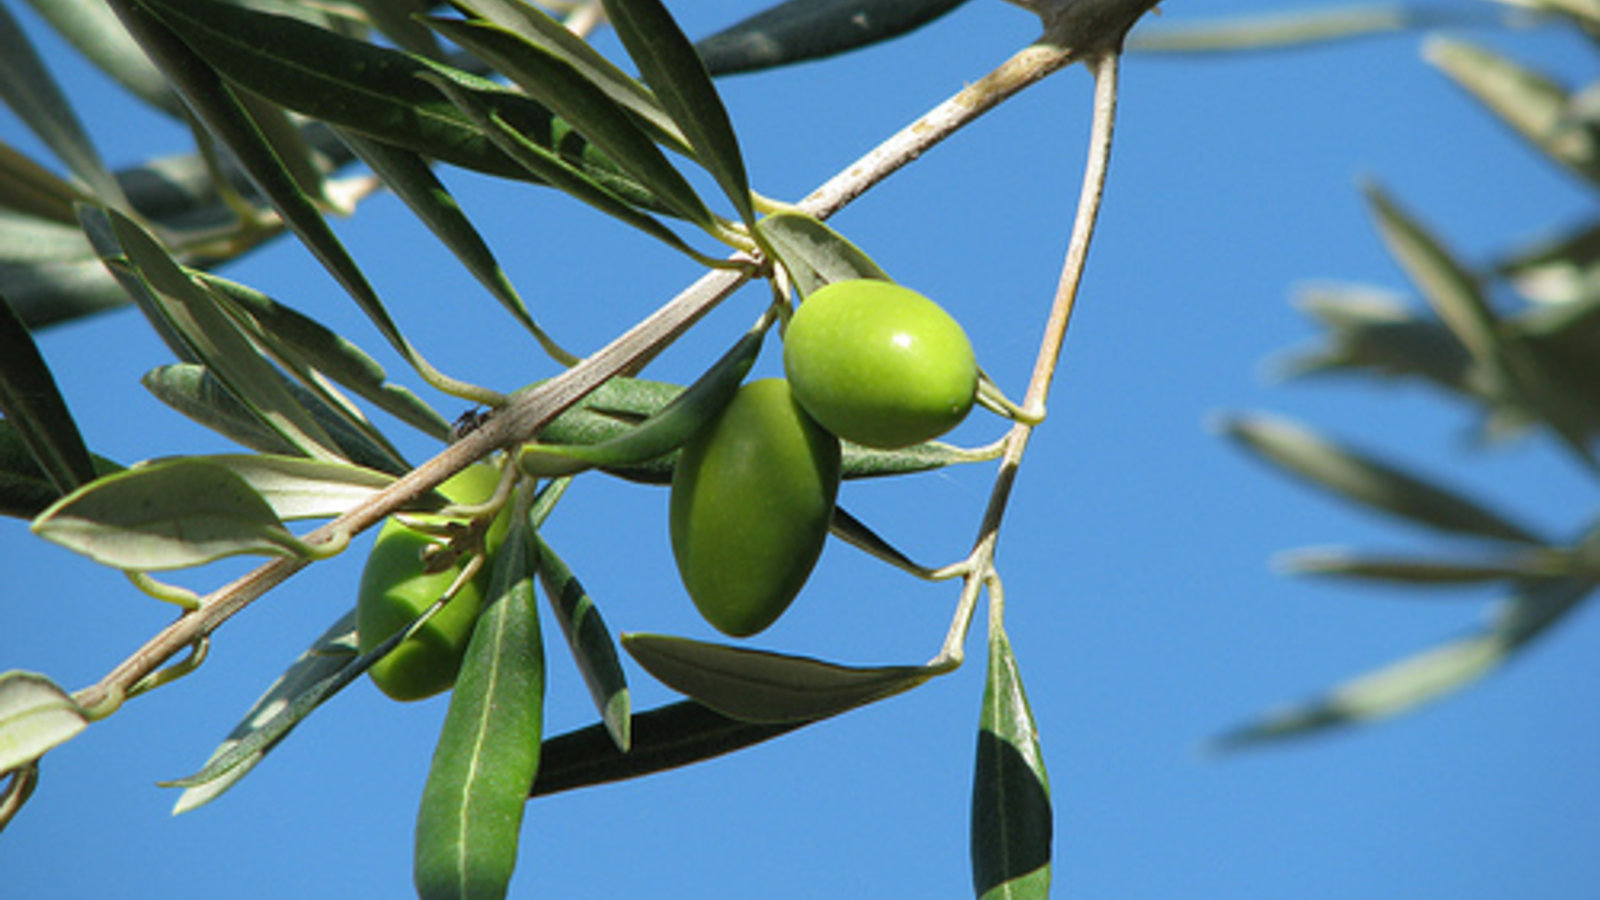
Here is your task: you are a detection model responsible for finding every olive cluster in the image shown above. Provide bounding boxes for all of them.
[672,280,977,637]
[356,280,977,697]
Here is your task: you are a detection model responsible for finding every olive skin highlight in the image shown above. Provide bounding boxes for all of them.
[669,379,841,637]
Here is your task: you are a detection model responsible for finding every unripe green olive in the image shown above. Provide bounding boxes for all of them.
[783,279,978,449]
[357,464,509,701]
[670,379,841,637]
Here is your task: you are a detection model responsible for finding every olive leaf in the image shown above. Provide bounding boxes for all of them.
[0,291,97,493]
[16,0,181,115]
[415,514,544,900]
[757,211,890,298]
[1276,547,1590,585]
[517,325,761,477]
[695,0,972,77]
[1213,574,1599,751]
[602,0,756,224]
[533,534,631,752]
[622,633,941,724]
[0,421,121,520]
[531,699,812,798]
[175,454,418,522]
[31,458,320,570]
[170,610,359,815]
[0,671,88,774]
[972,625,1051,900]
[1218,413,1543,544]
[1126,4,1430,54]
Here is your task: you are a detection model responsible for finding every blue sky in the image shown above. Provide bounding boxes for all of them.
[3,1,1598,897]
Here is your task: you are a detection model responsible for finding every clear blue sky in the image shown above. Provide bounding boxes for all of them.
[4,1,1598,897]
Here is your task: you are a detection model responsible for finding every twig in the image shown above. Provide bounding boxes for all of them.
[70,31,1128,720]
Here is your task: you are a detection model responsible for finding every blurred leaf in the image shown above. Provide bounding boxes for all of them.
[602,0,755,223]
[1219,413,1543,544]
[427,15,714,229]
[1425,37,1600,188]
[972,625,1051,900]
[517,325,760,477]
[531,699,811,797]
[171,610,359,814]
[332,130,576,367]
[450,0,687,152]
[0,671,88,774]
[1213,575,1597,751]
[534,533,630,752]
[1281,285,1476,390]
[1496,219,1600,306]
[0,291,96,492]
[0,2,129,207]
[622,633,940,723]
[31,457,318,569]
[696,0,970,76]
[415,516,544,900]
[0,142,89,223]
[1367,177,1598,459]
[1277,547,1591,584]
[18,0,182,114]
[420,71,714,262]
[1128,4,1437,54]
[757,211,890,297]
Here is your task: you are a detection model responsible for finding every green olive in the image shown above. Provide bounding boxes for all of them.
[357,464,509,701]
[670,379,841,637]
[783,279,978,449]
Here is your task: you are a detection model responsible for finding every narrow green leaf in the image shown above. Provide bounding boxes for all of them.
[1213,576,1597,751]
[184,454,408,521]
[1282,285,1474,390]
[31,457,316,569]
[141,363,302,457]
[533,534,630,752]
[1496,219,1600,307]
[171,610,359,814]
[449,0,688,152]
[1425,37,1600,188]
[1218,413,1543,544]
[420,72,714,263]
[0,3,129,207]
[198,272,452,442]
[330,130,576,367]
[972,625,1051,900]
[427,16,715,228]
[0,142,89,224]
[622,633,940,723]
[602,0,754,223]
[0,671,88,773]
[696,0,970,77]
[830,504,935,575]
[0,420,120,519]
[531,699,811,797]
[95,207,347,463]
[110,0,432,370]
[518,325,761,476]
[415,516,544,900]
[757,211,890,297]
[0,292,96,492]
[18,0,182,115]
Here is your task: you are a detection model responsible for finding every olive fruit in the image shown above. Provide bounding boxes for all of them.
[357,464,509,701]
[783,279,978,449]
[670,378,841,637]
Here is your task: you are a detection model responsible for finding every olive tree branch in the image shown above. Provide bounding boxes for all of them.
[68,26,1131,723]
[936,48,1123,666]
